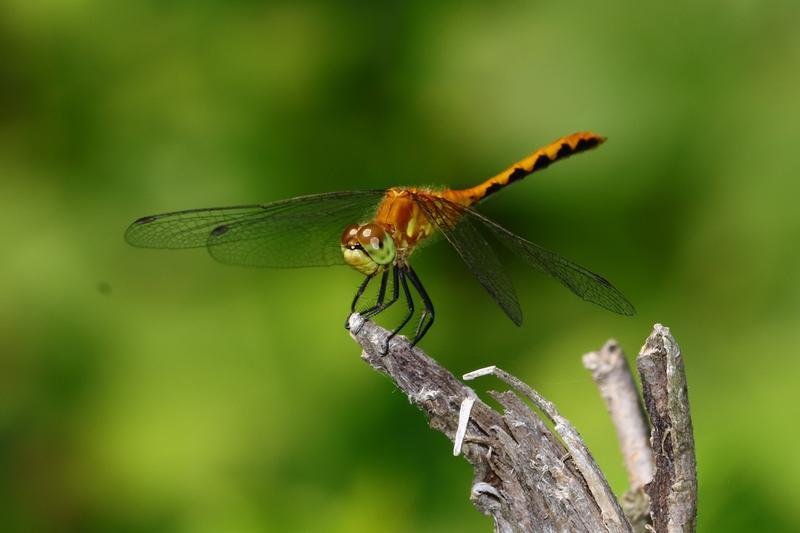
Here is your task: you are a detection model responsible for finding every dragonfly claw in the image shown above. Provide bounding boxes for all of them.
[378,338,390,356]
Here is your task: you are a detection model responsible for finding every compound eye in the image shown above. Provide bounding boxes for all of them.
[341,224,360,245]
[357,224,386,250]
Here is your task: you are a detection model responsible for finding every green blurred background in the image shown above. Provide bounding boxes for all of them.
[1,1,799,531]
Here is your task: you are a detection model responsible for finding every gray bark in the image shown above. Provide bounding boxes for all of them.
[637,324,697,533]
[583,341,654,533]
[347,315,696,533]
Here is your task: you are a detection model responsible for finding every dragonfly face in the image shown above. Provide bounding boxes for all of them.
[340,223,396,276]
[125,131,634,352]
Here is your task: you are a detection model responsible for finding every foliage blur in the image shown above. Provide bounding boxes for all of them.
[1,1,799,531]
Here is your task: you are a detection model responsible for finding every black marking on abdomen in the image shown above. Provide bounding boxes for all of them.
[556,143,572,158]
[575,136,600,152]
[483,182,504,198]
[532,154,552,171]
[483,166,528,199]
[508,167,527,183]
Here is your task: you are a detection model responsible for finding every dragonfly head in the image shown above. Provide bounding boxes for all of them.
[341,223,396,275]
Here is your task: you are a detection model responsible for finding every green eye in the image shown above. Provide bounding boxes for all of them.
[356,224,395,266]
[368,233,395,265]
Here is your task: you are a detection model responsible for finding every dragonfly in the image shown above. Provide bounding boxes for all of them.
[126,132,634,350]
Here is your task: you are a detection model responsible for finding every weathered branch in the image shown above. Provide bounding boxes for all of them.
[583,341,654,532]
[637,325,697,533]
[347,315,696,533]
[583,341,654,490]
[463,366,631,532]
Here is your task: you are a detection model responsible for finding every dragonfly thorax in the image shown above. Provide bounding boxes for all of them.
[341,223,397,275]
[374,188,438,256]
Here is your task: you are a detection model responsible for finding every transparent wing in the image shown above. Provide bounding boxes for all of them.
[413,194,635,318]
[125,190,385,268]
[412,194,522,325]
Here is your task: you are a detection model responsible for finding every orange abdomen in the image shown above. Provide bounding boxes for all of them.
[447,131,605,206]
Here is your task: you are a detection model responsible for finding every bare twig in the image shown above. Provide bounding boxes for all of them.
[583,341,654,490]
[583,341,655,532]
[636,324,697,533]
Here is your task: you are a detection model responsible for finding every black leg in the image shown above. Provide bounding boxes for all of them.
[362,267,400,319]
[405,266,435,346]
[359,269,389,317]
[351,274,374,312]
[353,269,393,335]
[346,274,374,329]
[381,268,415,355]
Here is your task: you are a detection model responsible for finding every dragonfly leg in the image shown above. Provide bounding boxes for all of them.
[346,274,375,329]
[352,269,392,335]
[362,267,400,319]
[381,268,415,355]
[405,266,435,346]
[351,274,374,312]
[359,269,389,318]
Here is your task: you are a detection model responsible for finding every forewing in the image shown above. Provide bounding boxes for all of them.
[413,194,522,325]
[125,190,385,268]
[126,205,268,248]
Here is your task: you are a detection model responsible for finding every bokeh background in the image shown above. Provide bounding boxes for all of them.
[2,1,799,531]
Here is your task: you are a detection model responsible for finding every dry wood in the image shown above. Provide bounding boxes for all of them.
[583,341,655,533]
[636,324,697,533]
[347,315,696,533]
